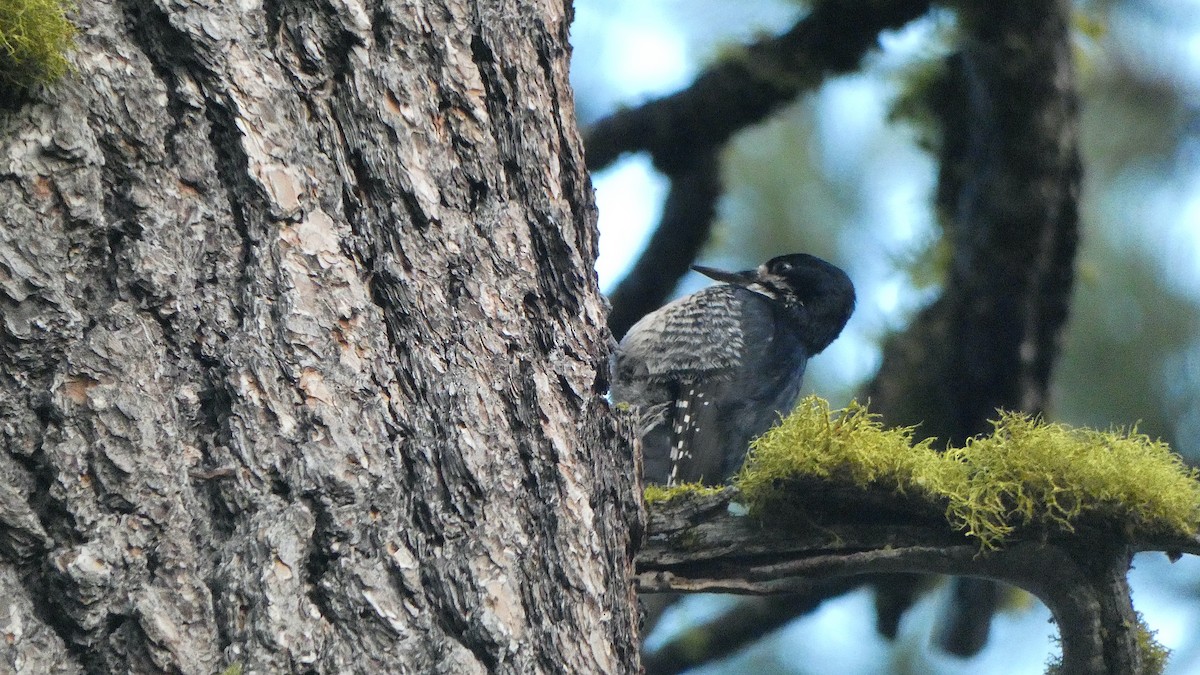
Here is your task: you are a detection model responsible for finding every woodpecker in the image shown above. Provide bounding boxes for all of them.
[612,253,855,486]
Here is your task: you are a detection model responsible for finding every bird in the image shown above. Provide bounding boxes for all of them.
[612,253,856,487]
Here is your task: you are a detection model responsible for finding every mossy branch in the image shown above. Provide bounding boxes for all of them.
[638,398,1198,673]
[729,396,1200,550]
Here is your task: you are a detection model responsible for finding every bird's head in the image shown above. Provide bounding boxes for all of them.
[692,253,856,354]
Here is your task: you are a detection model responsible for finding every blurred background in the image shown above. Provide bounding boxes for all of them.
[570,0,1200,672]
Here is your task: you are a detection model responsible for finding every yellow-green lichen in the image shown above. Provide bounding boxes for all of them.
[0,0,76,92]
[946,414,1200,548]
[733,396,1200,550]
[1135,616,1171,675]
[735,397,962,508]
[644,482,726,504]
[1044,612,1168,675]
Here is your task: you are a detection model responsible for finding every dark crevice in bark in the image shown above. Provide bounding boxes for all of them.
[202,98,262,327]
[368,3,395,51]
[108,611,158,674]
[262,0,282,53]
[23,561,90,670]
[393,183,435,233]
[469,33,513,171]
[409,499,443,548]
[274,0,359,85]
[207,575,236,662]
[427,565,498,673]
[10,441,77,548]
[340,142,393,233]
[7,432,76,666]
[536,31,593,266]
[86,451,138,516]
[527,221,584,317]
[115,0,201,159]
[300,494,340,625]
[92,137,140,305]
[268,472,293,499]
[503,365,556,502]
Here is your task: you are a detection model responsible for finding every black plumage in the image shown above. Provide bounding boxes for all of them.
[612,253,856,486]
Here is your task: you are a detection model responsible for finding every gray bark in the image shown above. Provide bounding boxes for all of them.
[0,0,640,673]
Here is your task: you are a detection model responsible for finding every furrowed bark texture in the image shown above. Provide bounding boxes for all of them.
[0,0,640,673]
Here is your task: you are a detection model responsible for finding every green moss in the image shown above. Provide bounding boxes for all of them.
[1135,614,1170,675]
[0,0,76,92]
[947,414,1200,548]
[644,483,725,504]
[1044,613,1168,675]
[735,397,964,509]
[732,396,1200,550]
[219,664,244,675]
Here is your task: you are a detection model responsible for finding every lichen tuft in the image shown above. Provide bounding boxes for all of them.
[947,413,1200,548]
[734,397,963,511]
[644,482,725,504]
[730,396,1200,550]
[0,0,76,92]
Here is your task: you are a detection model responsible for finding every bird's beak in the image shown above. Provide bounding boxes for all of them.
[692,264,756,286]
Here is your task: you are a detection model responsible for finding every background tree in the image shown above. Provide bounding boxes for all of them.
[577,0,1200,672]
[0,0,642,672]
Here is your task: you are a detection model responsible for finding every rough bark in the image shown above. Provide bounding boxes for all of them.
[0,0,640,673]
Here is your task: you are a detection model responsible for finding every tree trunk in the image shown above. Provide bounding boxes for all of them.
[0,0,641,673]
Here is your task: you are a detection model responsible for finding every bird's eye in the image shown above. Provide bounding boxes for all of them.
[773,261,793,273]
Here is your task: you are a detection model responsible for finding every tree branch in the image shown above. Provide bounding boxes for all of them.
[606,151,720,339]
[641,579,863,675]
[637,489,1195,674]
[592,0,933,338]
[583,0,932,175]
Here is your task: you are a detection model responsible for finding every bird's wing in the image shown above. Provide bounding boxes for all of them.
[614,287,775,485]
[614,286,749,381]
